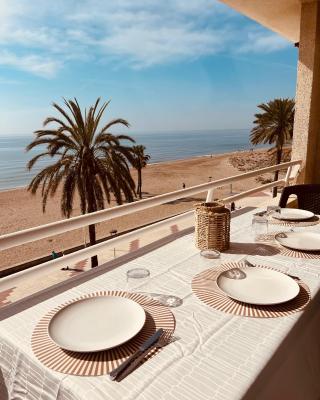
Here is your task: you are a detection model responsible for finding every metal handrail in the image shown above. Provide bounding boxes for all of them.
[0,159,301,251]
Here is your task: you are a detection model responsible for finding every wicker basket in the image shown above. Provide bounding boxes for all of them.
[194,202,230,251]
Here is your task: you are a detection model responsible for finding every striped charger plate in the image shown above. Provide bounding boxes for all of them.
[192,262,310,318]
[31,291,175,376]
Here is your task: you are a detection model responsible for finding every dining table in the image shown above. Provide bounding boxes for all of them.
[1,207,320,400]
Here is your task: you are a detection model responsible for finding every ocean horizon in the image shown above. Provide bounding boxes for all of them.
[0,129,268,191]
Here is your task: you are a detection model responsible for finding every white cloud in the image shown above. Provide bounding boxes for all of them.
[236,31,290,54]
[0,0,290,77]
[0,51,61,78]
[101,25,226,68]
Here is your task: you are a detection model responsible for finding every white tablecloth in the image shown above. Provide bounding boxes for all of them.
[1,209,320,400]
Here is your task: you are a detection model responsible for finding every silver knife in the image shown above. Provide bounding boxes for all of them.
[109,328,164,380]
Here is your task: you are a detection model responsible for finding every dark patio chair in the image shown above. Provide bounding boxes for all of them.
[278,184,320,214]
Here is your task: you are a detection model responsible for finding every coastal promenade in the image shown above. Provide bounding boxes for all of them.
[0,149,280,271]
[0,189,278,307]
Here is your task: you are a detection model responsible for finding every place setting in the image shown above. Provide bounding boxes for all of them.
[31,289,176,379]
[274,230,320,259]
[242,207,320,260]
[192,203,311,317]
[265,206,319,227]
[191,259,311,318]
[251,206,320,259]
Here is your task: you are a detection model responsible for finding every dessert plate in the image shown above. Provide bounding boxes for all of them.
[48,296,146,352]
[275,231,320,251]
[216,267,300,305]
[272,208,314,221]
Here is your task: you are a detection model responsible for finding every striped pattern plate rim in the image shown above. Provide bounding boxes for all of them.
[268,215,319,227]
[278,246,320,259]
[192,262,310,318]
[31,291,175,376]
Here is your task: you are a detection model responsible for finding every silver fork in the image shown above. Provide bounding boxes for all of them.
[115,331,174,382]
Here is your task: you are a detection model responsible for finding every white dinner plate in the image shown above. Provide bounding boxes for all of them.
[216,267,300,305]
[48,296,146,352]
[272,208,314,221]
[275,231,320,251]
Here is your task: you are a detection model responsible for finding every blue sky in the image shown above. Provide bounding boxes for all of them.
[0,0,297,135]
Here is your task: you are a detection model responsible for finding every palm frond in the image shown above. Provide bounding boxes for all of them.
[251,98,294,149]
[99,119,130,134]
[26,97,136,221]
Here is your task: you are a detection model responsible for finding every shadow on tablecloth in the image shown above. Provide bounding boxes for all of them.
[224,242,280,256]
[241,283,320,400]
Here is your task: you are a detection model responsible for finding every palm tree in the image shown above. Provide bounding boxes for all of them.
[250,98,295,197]
[26,98,136,268]
[131,145,150,199]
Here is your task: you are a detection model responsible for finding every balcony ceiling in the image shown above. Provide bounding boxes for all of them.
[219,0,301,43]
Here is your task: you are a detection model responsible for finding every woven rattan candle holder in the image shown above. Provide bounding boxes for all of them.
[194,202,230,251]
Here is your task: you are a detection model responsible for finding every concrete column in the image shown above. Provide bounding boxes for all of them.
[292,1,320,183]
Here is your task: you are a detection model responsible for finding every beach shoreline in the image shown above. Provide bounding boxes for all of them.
[0,147,264,193]
[0,127,266,192]
[0,148,273,270]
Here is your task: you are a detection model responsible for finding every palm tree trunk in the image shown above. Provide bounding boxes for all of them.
[88,224,98,268]
[138,168,142,199]
[272,147,282,198]
[87,190,98,268]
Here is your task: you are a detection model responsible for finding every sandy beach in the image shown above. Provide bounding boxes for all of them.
[0,148,278,271]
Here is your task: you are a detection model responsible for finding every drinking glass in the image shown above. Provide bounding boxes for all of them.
[126,268,150,292]
[200,249,221,259]
[252,213,268,242]
[125,268,183,307]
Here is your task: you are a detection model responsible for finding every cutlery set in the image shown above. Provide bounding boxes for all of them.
[109,328,173,381]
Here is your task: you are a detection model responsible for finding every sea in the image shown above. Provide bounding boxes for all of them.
[0,129,268,191]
